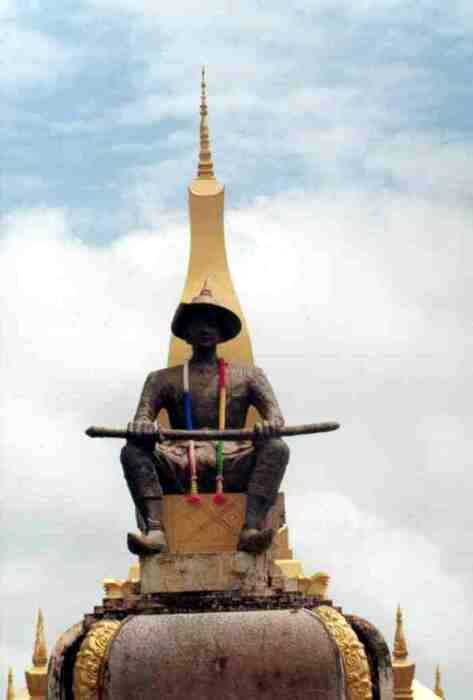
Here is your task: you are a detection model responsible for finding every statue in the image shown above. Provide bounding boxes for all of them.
[120,282,290,556]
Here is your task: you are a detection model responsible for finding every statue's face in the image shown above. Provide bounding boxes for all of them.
[185,308,223,347]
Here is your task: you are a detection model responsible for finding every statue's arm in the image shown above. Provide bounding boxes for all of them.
[248,367,285,426]
[133,371,165,423]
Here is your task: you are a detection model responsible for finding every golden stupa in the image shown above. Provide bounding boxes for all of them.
[5,70,447,700]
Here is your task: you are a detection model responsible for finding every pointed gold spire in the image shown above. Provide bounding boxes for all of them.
[434,665,445,698]
[197,66,215,180]
[6,668,15,700]
[32,609,47,668]
[392,605,415,700]
[25,609,48,699]
[393,604,408,661]
[168,67,255,382]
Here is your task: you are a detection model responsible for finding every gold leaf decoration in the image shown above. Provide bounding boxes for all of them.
[73,620,122,700]
[314,606,372,700]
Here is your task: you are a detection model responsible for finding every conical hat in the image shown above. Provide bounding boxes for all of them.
[171,282,242,343]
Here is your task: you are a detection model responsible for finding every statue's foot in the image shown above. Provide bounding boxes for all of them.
[237,527,274,555]
[127,529,169,556]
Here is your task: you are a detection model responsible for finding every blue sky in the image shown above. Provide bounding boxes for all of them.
[4,1,473,240]
[1,2,472,698]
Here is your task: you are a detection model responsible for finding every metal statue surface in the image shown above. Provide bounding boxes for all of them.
[120,283,290,556]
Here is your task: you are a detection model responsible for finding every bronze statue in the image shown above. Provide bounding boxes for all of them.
[120,283,290,556]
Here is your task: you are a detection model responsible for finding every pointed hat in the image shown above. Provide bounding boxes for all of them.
[171,281,241,343]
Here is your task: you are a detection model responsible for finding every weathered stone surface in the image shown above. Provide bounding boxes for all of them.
[89,590,334,622]
[47,622,84,700]
[103,609,346,700]
[346,614,393,700]
[140,550,273,594]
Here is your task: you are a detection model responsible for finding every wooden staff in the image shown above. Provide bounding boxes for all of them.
[85,421,340,441]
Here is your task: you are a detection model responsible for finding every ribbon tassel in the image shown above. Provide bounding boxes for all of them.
[213,358,227,505]
[183,360,201,505]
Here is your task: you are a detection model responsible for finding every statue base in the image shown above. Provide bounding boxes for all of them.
[140,550,277,595]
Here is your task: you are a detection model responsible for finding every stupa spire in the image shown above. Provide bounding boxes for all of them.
[393,604,408,661]
[392,605,415,700]
[434,665,445,698]
[32,609,48,667]
[168,67,255,377]
[197,67,215,179]
[25,609,48,699]
[6,668,15,700]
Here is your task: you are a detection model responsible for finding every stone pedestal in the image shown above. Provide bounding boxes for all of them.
[140,551,273,595]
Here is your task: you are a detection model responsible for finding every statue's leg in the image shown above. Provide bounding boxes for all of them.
[234,438,290,554]
[120,442,183,555]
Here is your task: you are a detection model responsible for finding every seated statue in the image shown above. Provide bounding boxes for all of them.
[121,283,290,556]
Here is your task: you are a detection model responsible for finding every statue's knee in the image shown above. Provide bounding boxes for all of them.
[120,443,144,472]
[271,438,290,465]
[266,438,290,466]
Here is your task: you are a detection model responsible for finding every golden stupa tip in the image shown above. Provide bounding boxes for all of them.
[434,665,445,698]
[393,604,409,661]
[7,668,15,700]
[197,66,215,180]
[32,609,48,668]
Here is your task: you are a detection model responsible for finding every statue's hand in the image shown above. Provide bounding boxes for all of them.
[127,420,162,446]
[253,419,281,441]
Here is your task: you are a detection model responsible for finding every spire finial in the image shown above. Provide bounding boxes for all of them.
[6,668,15,700]
[197,66,215,179]
[393,604,409,661]
[434,665,445,698]
[32,609,48,667]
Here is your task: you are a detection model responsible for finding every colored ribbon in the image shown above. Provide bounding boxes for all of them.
[213,358,227,505]
[183,360,200,504]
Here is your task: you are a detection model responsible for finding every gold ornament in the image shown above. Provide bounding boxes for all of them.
[392,605,415,700]
[434,665,445,699]
[393,605,408,661]
[314,606,372,700]
[25,608,49,698]
[73,620,122,700]
[7,668,15,700]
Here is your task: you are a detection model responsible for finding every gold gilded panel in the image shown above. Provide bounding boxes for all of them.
[314,605,372,700]
[72,620,122,700]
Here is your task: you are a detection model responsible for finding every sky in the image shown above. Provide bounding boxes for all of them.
[1,1,472,697]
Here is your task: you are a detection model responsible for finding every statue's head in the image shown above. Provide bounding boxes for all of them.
[171,282,242,346]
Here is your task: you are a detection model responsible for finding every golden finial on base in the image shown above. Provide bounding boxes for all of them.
[434,665,445,698]
[32,609,47,668]
[6,668,15,700]
[25,609,48,699]
[197,66,215,180]
[392,605,415,700]
[393,604,408,661]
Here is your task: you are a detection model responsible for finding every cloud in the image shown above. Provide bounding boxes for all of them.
[1,6,79,92]
[289,489,472,683]
[1,189,472,695]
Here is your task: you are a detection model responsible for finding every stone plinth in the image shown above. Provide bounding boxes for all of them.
[140,551,273,595]
[162,492,285,554]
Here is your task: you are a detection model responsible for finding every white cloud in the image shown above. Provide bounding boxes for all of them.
[1,23,79,91]
[366,132,473,201]
[289,489,472,679]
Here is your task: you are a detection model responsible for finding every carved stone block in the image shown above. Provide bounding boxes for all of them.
[140,551,273,594]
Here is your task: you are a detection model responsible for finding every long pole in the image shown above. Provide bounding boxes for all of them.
[85,421,340,441]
